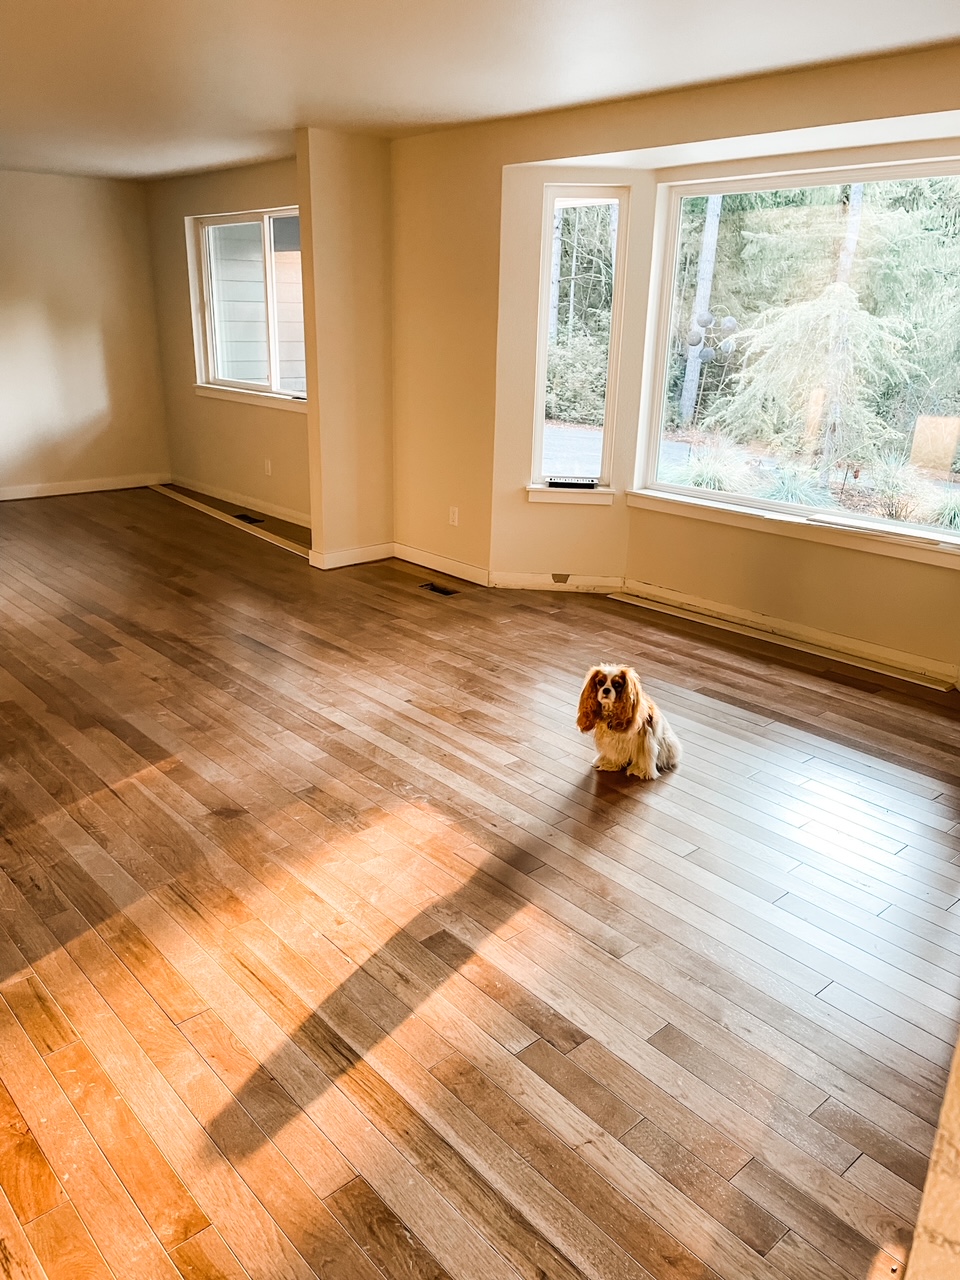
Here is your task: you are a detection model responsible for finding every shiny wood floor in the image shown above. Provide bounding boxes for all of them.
[1,488,958,1280]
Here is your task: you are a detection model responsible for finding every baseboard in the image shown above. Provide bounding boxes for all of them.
[169,476,311,528]
[617,580,959,690]
[153,485,308,558]
[0,473,171,501]
[391,544,490,586]
[308,544,394,570]
[489,571,622,592]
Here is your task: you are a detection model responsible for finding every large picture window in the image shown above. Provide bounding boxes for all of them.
[191,208,306,398]
[643,170,960,538]
[533,190,626,485]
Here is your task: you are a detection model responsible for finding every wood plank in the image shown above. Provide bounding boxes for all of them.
[179,1008,356,1202]
[730,1160,904,1277]
[420,929,588,1053]
[810,1097,929,1192]
[431,1052,719,1280]
[516,1038,641,1137]
[0,1184,50,1280]
[646,1024,859,1172]
[23,1203,114,1280]
[46,1039,210,1250]
[0,1081,66,1225]
[170,1226,252,1280]
[325,1176,455,1280]
[567,1037,752,1179]
[0,993,179,1279]
[621,1119,787,1255]
[2,975,77,1056]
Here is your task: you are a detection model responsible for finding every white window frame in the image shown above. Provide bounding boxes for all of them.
[634,154,960,550]
[531,185,629,488]
[186,206,306,403]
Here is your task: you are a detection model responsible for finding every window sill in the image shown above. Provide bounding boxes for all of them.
[526,484,615,505]
[194,384,308,414]
[627,488,960,569]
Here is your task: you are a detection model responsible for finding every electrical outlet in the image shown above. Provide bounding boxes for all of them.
[449,506,459,526]
[264,458,272,476]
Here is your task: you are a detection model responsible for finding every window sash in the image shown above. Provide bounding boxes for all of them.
[193,207,303,399]
[634,157,960,545]
[531,185,628,487]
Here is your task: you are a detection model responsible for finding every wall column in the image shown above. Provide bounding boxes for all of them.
[296,126,393,568]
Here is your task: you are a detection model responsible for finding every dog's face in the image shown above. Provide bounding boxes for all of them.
[595,666,627,710]
[577,664,642,732]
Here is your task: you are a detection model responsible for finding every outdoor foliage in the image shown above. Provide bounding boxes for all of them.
[544,329,610,426]
[544,201,616,428]
[659,177,960,530]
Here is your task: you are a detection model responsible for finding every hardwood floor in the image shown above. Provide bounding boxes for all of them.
[0,487,958,1280]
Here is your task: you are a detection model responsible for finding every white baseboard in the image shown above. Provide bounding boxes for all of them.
[152,485,308,558]
[309,544,393,570]
[307,541,489,581]
[391,543,490,586]
[489,571,622,592]
[0,472,171,501]
[168,476,311,527]
[617,580,959,690]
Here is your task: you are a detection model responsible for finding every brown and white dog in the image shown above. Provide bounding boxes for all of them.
[577,665,682,780]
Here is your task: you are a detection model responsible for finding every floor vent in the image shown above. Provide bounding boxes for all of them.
[419,582,458,596]
[234,513,265,525]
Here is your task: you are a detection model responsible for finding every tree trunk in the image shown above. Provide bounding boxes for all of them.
[836,182,864,286]
[680,194,723,424]
[566,207,581,342]
[548,206,562,343]
[816,182,865,474]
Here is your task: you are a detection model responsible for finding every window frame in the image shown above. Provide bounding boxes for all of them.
[530,184,629,488]
[634,155,960,548]
[187,205,306,402]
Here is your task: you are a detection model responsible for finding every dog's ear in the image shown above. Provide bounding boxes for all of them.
[577,668,602,732]
[607,667,642,732]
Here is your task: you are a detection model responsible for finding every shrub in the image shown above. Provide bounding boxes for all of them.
[545,333,609,426]
[867,453,928,521]
[672,438,757,494]
[759,462,835,508]
[929,485,960,531]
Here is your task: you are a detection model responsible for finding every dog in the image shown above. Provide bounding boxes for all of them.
[577,664,682,780]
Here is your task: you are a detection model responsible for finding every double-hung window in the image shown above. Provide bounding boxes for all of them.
[190,207,306,399]
[532,187,627,487]
[638,165,960,540]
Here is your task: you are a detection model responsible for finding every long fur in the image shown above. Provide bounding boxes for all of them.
[577,664,682,780]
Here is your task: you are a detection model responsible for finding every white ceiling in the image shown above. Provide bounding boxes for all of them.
[2,0,960,178]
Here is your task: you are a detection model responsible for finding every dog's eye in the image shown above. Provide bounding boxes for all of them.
[613,676,624,690]
[595,673,605,685]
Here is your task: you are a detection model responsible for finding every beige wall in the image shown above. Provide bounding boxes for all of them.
[0,168,168,498]
[297,129,393,563]
[145,158,311,523]
[625,509,960,678]
[392,42,960,680]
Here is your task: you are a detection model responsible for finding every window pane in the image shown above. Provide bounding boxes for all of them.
[270,215,306,395]
[540,199,618,480]
[656,179,960,535]
[207,221,269,385]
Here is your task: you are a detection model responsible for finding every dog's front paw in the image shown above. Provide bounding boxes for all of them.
[593,757,621,771]
[627,765,659,780]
